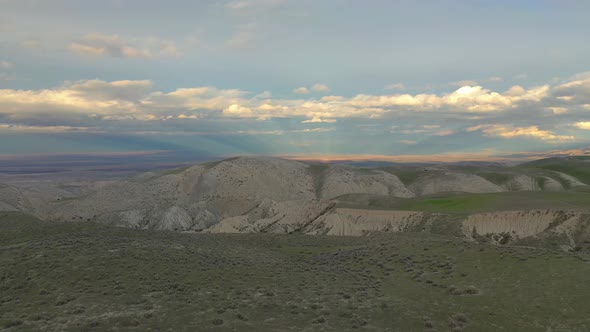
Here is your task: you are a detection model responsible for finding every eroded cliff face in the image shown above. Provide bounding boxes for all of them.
[199,203,589,250]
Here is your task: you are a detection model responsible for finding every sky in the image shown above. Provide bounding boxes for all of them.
[1,0,590,161]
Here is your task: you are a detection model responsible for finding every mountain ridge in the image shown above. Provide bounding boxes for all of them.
[1,156,589,249]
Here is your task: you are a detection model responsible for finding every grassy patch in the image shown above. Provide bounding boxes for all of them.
[398,195,498,213]
[1,215,589,331]
[395,192,590,213]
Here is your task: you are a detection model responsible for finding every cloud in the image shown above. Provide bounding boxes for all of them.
[450,80,478,87]
[231,127,334,135]
[131,127,334,136]
[547,107,568,114]
[177,114,200,120]
[294,84,331,95]
[487,76,503,82]
[293,87,310,94]
[311,84,331,93]
[467,124,574,143]
[384,83,405,90]
[400,140,417,145]
[552,74,590,104]
[0,79,158,123]
[301,117,337,123]
[223,104,255,118]
[437,130,455,136]
[69,34,181,59]
[344,84,549,113]
[573,122,590,130]
[0,123,99,133]
[0,78,559,124]
[255,91,272,99]
[391,125,454,137]
[1,72,590,141]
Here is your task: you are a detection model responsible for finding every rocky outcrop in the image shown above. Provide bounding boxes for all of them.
[309,209,426,236]
[462,210,569,238]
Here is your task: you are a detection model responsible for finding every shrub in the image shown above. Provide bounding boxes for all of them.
[3,320,23,328]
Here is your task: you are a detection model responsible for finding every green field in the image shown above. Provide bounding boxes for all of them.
[336,191,590,214]
[1,213,590,331]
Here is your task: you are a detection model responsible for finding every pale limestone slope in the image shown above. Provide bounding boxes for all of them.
[410,172,503,195]
[46,157,321,231]
[319,166,414,199]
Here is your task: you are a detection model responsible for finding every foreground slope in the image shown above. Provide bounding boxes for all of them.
[1,213,589,331]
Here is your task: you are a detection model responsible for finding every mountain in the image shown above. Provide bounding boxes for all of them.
[1,156,590,250]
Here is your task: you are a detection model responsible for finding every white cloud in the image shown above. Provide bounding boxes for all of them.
[344,84,549,113]
[487,76,503,82]
[224,104,254,118]
[547,107,568,114]
[467,124,574,143]
[384,83,405,90]
[301,117,337,123]
[311,83,331,93]
[177,114,200,119]
[552,75,590,103]
[400,140,417,145]
[450,80,478,87]
[293,87,310,94]
[255,91,272,99]
[573,122,590,130]
[1,72,589,134]
[69,33,181,59]
[437,130,455,136]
